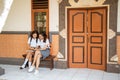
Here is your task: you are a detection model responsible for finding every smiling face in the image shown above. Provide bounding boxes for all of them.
[39,34,44,40]
[32,33,37,39]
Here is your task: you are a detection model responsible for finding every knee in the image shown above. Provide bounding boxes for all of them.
[35,50,39,53]
[40,53,42,57]
[27,52,31,56]
[35,51,40,55]
[37,54,42,58]
[29,55,32,58]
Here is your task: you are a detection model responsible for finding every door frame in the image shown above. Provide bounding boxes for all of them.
[66,5,109,70]
[31,9,49,35]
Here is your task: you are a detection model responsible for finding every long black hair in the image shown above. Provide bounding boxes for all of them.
[30,30,39,43]
[40,32,47,42]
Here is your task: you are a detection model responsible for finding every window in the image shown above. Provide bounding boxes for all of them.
[31,0,49,35]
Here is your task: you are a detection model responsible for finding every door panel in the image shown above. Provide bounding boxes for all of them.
[68,7,107,70]
[68,9,87,68]
[87,8,107,70]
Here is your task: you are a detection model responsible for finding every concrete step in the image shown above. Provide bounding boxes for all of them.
[0,67,5,75]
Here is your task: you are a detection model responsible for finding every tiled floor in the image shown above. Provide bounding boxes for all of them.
[0,64,120,80]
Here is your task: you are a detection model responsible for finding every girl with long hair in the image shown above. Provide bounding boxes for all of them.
[28,32,50,75]
[20,30,39,69]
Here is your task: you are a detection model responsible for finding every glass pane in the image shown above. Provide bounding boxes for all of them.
[34,12,46,33]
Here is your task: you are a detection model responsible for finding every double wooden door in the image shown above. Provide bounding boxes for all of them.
[68,7,107,70]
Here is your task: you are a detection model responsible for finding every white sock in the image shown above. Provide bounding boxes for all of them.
[28,62,32,68]
[22,58,28,68]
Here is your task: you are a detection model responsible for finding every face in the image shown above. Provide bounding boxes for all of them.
[32,33,37,38]
[39,34,44,40]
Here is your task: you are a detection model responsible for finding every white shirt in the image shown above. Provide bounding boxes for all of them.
[38,39,50,49]
[28,37,38,48]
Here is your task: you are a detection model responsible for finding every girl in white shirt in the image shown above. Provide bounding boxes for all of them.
[20,30,39,69]
[28,32,50,74]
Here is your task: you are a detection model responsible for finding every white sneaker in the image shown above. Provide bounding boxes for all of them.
[28,65,31,69]
[28,66,35,72]
[20,65,25,69]
[34,70,39,75]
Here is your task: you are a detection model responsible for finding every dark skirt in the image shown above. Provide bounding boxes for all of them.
[40,48,50,60]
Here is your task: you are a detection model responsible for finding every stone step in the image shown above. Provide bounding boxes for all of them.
[0,67,5,75]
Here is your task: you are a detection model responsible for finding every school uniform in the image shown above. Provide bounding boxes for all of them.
[38,39,50,59]
[20,37,39,69]
[28,37,39,48]
[27,38,39,52]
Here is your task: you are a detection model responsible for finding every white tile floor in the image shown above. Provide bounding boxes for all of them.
[0,64,120,80]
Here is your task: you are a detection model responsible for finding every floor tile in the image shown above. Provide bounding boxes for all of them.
[0,64,119,80]
[103,72,119,80]
[56,68,78,80]
[87,69,104,80]
[72,68,92,80]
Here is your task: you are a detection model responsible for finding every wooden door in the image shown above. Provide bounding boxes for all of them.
[87,8,107,70]
[68,9,88,68]
[68,7,107,70]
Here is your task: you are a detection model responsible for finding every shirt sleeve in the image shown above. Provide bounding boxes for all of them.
[28,37,31,45]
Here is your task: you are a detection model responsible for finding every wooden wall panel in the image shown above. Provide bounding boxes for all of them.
[117,36,120,64]
[0,34,28,58]
[51,35,59,57]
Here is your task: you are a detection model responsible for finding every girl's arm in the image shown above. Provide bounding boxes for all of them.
[28,37,34,50]
[28,45,34,50]
[34,39,41,50]
[34,46,40,50]
[40,39,50,50]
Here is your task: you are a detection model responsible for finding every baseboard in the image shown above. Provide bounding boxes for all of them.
[107,64,120,73]
[0,57,24,65]
[0,57,56,69]
[54,61,68,69]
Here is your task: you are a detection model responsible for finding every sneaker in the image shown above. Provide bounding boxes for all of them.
[19,65,25,69]
[20,66,24,69]
[28,66,35,72]
[34,70,39,75]
[28,66,31,69]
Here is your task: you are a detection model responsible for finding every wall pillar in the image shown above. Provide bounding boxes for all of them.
[117,0,120,64]
[117,0,120,32]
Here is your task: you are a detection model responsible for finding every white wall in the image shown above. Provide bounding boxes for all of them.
[2,0,59,32]
[49,0,59,31]
[2,0,31,31]
[1,0,119,32]
[0,0,4,15]
[117,0,120,32]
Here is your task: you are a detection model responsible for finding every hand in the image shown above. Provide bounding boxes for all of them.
[34,48,40,51]
[34,48,37,51]
[29,47,34,50]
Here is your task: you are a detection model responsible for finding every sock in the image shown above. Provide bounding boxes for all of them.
[28,62,32,68]
[21,58,28,68]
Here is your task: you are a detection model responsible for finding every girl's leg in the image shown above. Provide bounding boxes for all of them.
[34,53,42,75]
[28,50,40,72]
[36,53,42,70]
[28,53,32,62]
[20,51,32,69]
[28,52,33,68]
[31,50,40,66]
